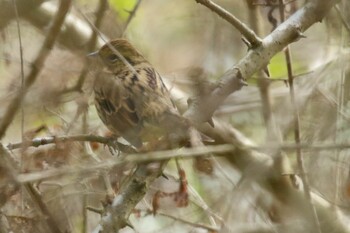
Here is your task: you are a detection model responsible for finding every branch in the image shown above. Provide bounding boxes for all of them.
[156,211,220,232]
[184,0,338,124]
[92,164,165,232]
[20,1,104,51]
[195,0,262,47]
[16,144,234,184]
[0,148,19,209]
[335,4,350,33]
[61,0,108,93]
[122,0,142,34]
[7,134,350,152]
[0,0,72,139]
[0,144,62,233]
[6,0,345,232]
[278,1,320,232]
[7,134,136,153]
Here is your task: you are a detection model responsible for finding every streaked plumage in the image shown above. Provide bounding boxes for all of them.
[93,39,182,148]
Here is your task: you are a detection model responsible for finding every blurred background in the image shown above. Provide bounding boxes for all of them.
[0,0,349,232]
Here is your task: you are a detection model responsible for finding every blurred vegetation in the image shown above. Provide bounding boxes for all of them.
[0,0,349,232]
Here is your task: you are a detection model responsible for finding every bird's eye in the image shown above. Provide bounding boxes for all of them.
[107,54,118,62]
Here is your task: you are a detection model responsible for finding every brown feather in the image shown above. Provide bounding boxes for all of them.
[93,39,181,148]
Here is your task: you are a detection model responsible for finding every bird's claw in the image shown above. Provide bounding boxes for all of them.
[105,138,120,156]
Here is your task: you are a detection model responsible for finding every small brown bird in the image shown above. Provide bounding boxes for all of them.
[92,39,186,148]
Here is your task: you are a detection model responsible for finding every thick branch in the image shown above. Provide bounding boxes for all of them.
[184,0,339,124]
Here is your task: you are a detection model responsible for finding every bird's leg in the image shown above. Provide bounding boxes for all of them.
[174,158,189,207]
[104,134,120,155]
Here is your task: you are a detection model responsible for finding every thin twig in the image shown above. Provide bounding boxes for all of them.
[156,211,220,232]
[0,0,72,139]
[246,1,275,137]
[0,144,62,233]
[61,0,107,94]
[187,184,223,224]
[278,1,321,232]
[317,87,350,122]
[0,146,19,210]
[253,0,296,6]
[77,8,141,86]
[11,0,25,138]
[8,134,350,153]
[11,0,25,214]
[122,0,142,35]
[250,76,287,82]
[247,1,280,142]
[12,141,350,185]
[24,184,63,233]
[184,0,337,126]
[6,134,136,153]
[7,2,73,231]
[195,0,262,47]
[334,4,350,34]
[16,144,234,184]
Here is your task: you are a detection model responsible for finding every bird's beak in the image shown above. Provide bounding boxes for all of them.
[87,51,99,57]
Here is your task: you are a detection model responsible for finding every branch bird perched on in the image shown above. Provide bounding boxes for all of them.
[91,39,188,149]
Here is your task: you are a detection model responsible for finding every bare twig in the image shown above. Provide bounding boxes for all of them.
[156,211,220,232]
[17,144,234,184]
[24,184,63,233]
[11,0,25,139]
[1,1,72,231]
[184,0,338,126]
[0,0,72,139]
[0,147,19,209]
[195,0,262,47]
[0,144,62,233]
[61,0,108,94]
[277,1,321,232]
[246,0,280,141]
[7,134,350,152]
[316,87,350,123]
[12,0,26,215]
[6,134,136,153]
[122,0,142,34]
[187,184,223,224]
[82,192,88,233]
[335,4,350,34]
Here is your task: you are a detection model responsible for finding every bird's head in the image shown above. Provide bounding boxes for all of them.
[95,39,146,72]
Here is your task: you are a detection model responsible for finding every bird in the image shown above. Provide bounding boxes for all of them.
[91,39,188,149]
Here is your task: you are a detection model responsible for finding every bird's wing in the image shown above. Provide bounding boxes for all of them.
[94,70,142,147]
